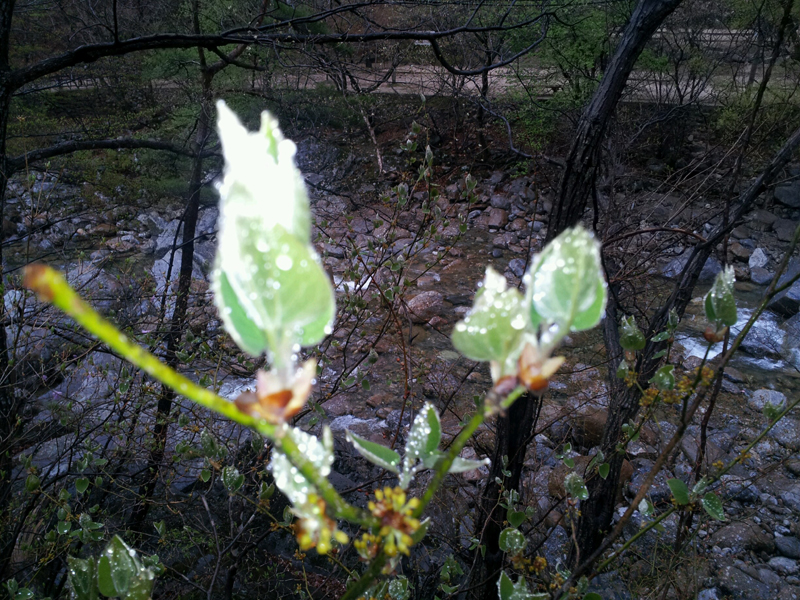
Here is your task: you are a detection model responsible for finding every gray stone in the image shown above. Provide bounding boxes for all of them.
[769,418,800,450]
[778,585,800,600]
[777,537,800,559]
[749,389,787,411]
[774,218,799,242]
[767,258,800,316]
[698,589,721,600]
[770,557,799,575]
[748,208,780,230]
[508,258,527,278]
[662,250,722,281]
[775,182,800,208]
[486,207,509,229]
[718,564,772,600]
[490,193,511,209]
[751,267,774,285]
[750,248,770,269]
[406,291,444,323]
[711,521,775,553]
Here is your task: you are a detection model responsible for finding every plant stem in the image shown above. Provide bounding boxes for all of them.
[23,264,374,525]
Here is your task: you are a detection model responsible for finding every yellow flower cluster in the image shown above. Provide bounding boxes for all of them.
[292,494,348,555]
[367,487,421,557]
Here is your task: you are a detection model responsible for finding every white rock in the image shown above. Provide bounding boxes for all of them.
[749,247,769,269]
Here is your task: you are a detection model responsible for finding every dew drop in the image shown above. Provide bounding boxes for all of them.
[276,254,293,271]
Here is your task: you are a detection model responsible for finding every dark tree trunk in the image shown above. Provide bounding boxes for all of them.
[469,393,540,600]
[570,123,800,569]
[546,0,683,242]
[127,68,213,530]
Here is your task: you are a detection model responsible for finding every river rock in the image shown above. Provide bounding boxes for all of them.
[747,209,779,231]
[490,193,510,209]
[767,258,800,316]
[662,250,722,282]
[712,521,775,553]
[777,537,800,559]
[769,557,799,575]
[750,248,769,269]
[749,389,787,411]
[406,291,444,323]
[774,218,798,242]
[768,418,800,450]
[718,563,772,600]
[486,207,509,229]
[751,267,774,285]
[508,258,526,278]
[775,182,800,209]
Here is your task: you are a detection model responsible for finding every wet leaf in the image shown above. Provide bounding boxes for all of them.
[405,403,441,461]
[346,431,401,473]
[702,492,725,521]
[97,536,139,597]
[499,528,526,556]
[270,427,333,508]
[525,226,606,332]
[508,509,526,528]
[649,365,675,391]
[221,466,244,493]
[451,267,526,366]
[620,316,646,351]
[67,556,98,600]
[564,472,589,500]
[667,478,690,505]
[705,266,737,327]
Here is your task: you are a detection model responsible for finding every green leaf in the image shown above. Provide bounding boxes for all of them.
[620,316,646,351]
[24,474,40,493]
[667,478,690,505]
[200,469,211,483]
[405,403,442,462]
[508,509,526,528]
[388,576,411,600]
[125,569,156,600]
[564,472,589,501]
[76,478,89,494]
[451,267,526,365]
[154,521,166,537]
[525,226,607,332]
[97,536,140,597]
[763,401,782,422]
[213,225,335,356]
[346,430,401,473]
[705,266,737,326]
[447,456,490,473]
[598,463,610,480]
[649,365,675,391]
[652,330,671,342]
[616,359,629,379]
[271,427,334,508]
[499,528,526,556]
[497,571,536,600]
[221,466,244,493]
[638,498,654,517]
[702,492,726,521]
[57,521,71,536]
[67,557,98,600]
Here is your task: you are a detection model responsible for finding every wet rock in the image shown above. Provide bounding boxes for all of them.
[711,521,775,553]
[486,207,509,229]
[406,291,444,323]
[718,563,772,600]
[748,209,779,231]
[662,250,722,281]
[749,389,787,411]
[775,182,800,209]
[769,557,799,575]
[508,258,526,278]
[751,267,774,286]
[777,536,800,559]
[627,458,673,504]
[768,418,800,450]
[730,242,752,260]
[774,218,799,242]
[490,193,510,209]
[767,259,800,316]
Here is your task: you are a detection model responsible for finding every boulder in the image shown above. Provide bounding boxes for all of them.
[748,389,787,411]
[767,258,800,316]
[774,181,800,208]
[751,267,773,286]
[711,521,775,553]
[718,563,771,600]
[747,208,779,231]
[774,218,798,242]
[406,291,444,324]
[777,536,800,559]
[749,248,769,269]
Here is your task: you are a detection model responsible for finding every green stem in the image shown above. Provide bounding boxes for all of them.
[23,265,374,525]
[413,386,525,518]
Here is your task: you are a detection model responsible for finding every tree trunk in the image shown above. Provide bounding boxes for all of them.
[128,72,212,530]
[468,393,540,600]
[546,0,683,242]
